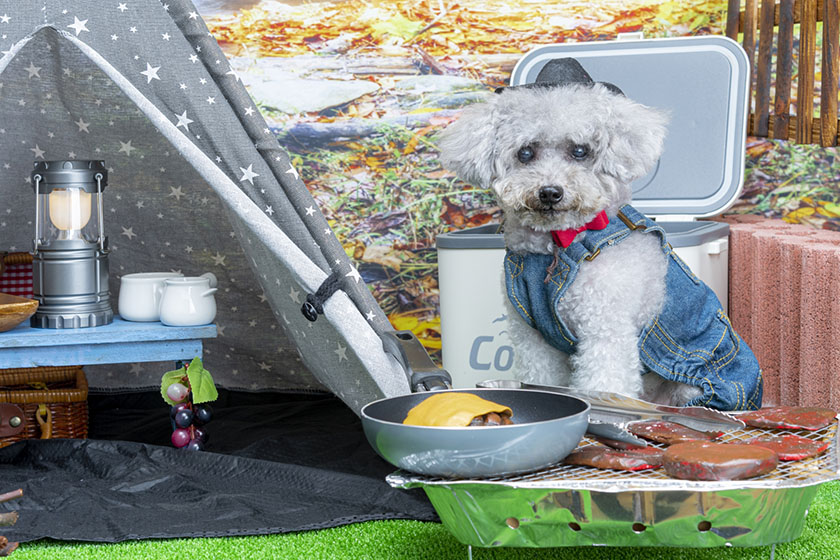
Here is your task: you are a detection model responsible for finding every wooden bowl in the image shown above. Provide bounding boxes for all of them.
[0,293,38,332]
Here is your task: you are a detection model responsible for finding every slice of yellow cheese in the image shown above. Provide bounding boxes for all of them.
[403,392,513,427]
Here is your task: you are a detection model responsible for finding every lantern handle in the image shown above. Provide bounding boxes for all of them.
[95,173,105,252]
[33,174,42,254]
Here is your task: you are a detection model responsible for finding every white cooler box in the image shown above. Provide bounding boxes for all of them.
[436,36,749,389]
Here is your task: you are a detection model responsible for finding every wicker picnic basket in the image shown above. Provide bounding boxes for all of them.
[0,252,89,447]
[0,366,89,447]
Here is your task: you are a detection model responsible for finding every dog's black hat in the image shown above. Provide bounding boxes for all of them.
[495,57,624,96]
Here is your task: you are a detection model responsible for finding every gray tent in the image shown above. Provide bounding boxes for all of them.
[0,0,443,413]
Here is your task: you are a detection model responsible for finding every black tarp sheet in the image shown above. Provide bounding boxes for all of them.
[0,391,437,542]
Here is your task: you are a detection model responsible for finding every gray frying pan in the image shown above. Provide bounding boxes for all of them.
[361,388,589,478]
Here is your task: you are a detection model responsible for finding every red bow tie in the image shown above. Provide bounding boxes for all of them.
[550,211,609,248]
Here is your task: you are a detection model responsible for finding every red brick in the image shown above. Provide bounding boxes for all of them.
[728,225,757,344]
[717,213,772,224]
[728,221,794,346]
[832,251,840,414]
[778,236,815,405]
[750,231,785,405]
[798,243,840,407]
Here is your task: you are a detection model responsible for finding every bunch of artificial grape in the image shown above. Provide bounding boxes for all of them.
[166,381,212,451]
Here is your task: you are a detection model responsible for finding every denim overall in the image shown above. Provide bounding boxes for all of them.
[504,205,762,411]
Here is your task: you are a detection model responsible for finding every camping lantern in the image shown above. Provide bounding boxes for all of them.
[30,160,113,328]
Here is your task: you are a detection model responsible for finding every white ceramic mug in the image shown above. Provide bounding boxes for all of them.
[119,272,217,322]
[159,276,218,326]
[119,272,182,322]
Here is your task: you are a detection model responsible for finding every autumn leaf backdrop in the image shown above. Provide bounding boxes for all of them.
[202,0,840,355]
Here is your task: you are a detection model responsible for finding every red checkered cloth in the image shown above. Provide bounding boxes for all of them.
[0,254,34,299]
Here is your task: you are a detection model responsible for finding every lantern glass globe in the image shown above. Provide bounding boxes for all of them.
[48,188,92,232]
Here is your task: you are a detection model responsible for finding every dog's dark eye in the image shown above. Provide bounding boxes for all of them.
[570,145,589,160]
[517,146,535,163]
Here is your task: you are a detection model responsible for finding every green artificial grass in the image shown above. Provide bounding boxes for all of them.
[11,481,839,560]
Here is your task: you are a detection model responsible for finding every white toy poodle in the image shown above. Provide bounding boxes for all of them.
[438,58,762,411]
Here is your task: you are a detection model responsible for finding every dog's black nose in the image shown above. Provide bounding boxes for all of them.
[538,186,564,205]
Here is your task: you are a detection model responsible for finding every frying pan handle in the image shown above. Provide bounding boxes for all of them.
[382,330,452,392]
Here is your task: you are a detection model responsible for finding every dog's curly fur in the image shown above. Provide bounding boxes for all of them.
[438,83,703,405]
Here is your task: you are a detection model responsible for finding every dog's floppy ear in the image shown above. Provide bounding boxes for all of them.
[599,99,669,184]
[436,101,498,188]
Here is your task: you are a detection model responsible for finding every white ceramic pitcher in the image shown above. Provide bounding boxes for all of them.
[159,275,218,326]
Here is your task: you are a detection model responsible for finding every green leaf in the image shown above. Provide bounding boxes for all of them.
[160,366,187,406]
[371,14,423,40]
[824,202,840,216]
[186,357,218,405]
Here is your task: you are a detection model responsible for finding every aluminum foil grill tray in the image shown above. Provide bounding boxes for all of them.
[389,419,839,548]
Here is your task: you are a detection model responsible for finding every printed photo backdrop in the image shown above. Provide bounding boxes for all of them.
[197,0,734,359]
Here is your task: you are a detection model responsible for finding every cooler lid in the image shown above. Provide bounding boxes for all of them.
[435,220,729,249]
[509,36,749,218]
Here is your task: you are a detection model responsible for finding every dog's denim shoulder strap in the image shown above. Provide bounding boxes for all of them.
[564,205,666,263]
[504,250,579,354]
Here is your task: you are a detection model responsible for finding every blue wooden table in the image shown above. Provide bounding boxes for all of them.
[0,317,217,368]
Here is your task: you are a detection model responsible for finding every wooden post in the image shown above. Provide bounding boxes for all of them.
[796,0,818,143]
[743,0,760,134]
[820,0,840,146]
[774,0,795,139]
[726,0,742,39]
[755,0,777,137]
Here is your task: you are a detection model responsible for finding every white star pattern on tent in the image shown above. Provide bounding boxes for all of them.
[118,140,136,156]
[67,17,90,36]
[239,164,259,184]
[174,110,194,131]
[345,266,362,284]
[75,118,90,133]
[30,144,45,159]
[140,63,161,83]
[25,62,41,78]
[288,286,300,304]
[285,164,299,180]
[168,186,185,200]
